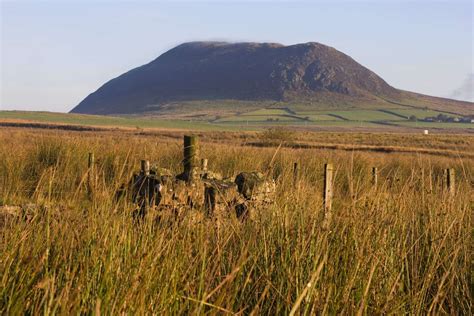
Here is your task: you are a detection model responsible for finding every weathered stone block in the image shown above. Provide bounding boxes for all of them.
[234,172,275,202]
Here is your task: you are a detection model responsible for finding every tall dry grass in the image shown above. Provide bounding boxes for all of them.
[0,129,472,314]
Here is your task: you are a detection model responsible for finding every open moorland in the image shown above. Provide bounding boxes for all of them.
[1,126,473,314]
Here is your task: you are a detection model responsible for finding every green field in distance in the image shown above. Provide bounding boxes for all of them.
[1,107,472,131]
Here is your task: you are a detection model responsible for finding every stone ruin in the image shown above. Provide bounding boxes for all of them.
[128,135,276,220]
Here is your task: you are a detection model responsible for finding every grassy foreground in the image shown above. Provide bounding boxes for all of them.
[0,129,473,314]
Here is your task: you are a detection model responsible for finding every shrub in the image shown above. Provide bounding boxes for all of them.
[260,127,295,145]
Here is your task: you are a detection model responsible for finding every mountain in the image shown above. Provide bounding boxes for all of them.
[71,41,472,115]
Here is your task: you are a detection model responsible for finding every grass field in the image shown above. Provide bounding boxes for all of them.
[1,108,472,132]
[383,109,459,120]
[0,111,240,131]
[317,110,401,121]
[396,121,474,129]
[215,120,383,128]
[295,114,340,121]
[1,128,472,314]
[217,115,301,123]
[213,107,472,129]
[239,108,292,116]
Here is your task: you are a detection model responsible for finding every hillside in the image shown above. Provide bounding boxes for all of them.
[71,41,472,116]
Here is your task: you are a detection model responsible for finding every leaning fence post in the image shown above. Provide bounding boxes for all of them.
[183,135,199,182]
[371,167,378,187]
[293,162,299,186]
[323,164,334,228]
[446,168,455,196]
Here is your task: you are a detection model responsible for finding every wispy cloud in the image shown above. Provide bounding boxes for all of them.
[449,73,474,102]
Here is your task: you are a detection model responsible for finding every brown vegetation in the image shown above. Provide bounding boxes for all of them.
[1,128,473,314]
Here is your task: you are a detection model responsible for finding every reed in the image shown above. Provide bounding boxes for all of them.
[0,129,472,314]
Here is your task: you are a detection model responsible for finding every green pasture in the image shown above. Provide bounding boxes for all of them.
[317,110,402,121]
[1,108,471,131]
[240,108,291,116]
[395,121,473,129]
[217,115,300,123]
[0,111,234,131]
[384,108,459,120]
[297,114,341,121]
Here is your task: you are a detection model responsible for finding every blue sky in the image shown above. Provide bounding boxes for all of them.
[1,0,472,112]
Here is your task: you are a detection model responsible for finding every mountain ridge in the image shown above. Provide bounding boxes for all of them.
[71,41,472,115]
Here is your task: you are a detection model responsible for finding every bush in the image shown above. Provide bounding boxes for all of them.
[260,127,295,145]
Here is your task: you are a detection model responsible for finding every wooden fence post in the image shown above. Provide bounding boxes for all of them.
[293,162,299,186]
[141,160,150,176]
[428,168,433,193]
[446,168,455,196]
[204,185,216,217]
[442,168,447,189]
[140,160,150,215]
[322,163,334,229]
[371,167,378,187]
[183,135,199,182]
[87,152,95,197]
[88,152,95,167]
[201,158,208,173]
